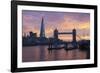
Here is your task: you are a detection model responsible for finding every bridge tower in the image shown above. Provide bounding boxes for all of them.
[54,28,58,39]
[72,29,76,42]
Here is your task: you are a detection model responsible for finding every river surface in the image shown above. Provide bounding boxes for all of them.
[22,46,89,62]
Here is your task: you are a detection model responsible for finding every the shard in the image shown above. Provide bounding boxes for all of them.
[40,17,45,38]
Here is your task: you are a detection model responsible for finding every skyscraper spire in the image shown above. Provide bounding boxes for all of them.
[40,17,45,38]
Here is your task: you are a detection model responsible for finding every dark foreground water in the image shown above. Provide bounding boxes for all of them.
[22,46,89,62]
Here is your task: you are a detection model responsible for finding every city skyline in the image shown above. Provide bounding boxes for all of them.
[22,10,90,41]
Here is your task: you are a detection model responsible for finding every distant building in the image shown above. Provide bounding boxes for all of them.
[29,31,37,38]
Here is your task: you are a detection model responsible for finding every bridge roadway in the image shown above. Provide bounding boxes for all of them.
[58,32,72,34]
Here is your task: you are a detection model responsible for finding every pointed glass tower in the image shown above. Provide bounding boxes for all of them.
[40,17,45,38]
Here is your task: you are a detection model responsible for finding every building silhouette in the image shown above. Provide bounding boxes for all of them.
[29,31,37,38]
[40,17,45,38]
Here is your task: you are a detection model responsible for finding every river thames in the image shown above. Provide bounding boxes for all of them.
[22,46,89,62]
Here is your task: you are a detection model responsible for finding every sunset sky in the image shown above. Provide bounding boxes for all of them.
[22,10,90,41]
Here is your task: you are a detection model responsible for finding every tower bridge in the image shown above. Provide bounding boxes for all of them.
[54,29,76,42]
[47,28,78,50]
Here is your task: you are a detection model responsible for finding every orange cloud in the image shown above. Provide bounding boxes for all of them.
[79,22,90,30]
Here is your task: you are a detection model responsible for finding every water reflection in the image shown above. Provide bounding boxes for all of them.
[22,46,89,62]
